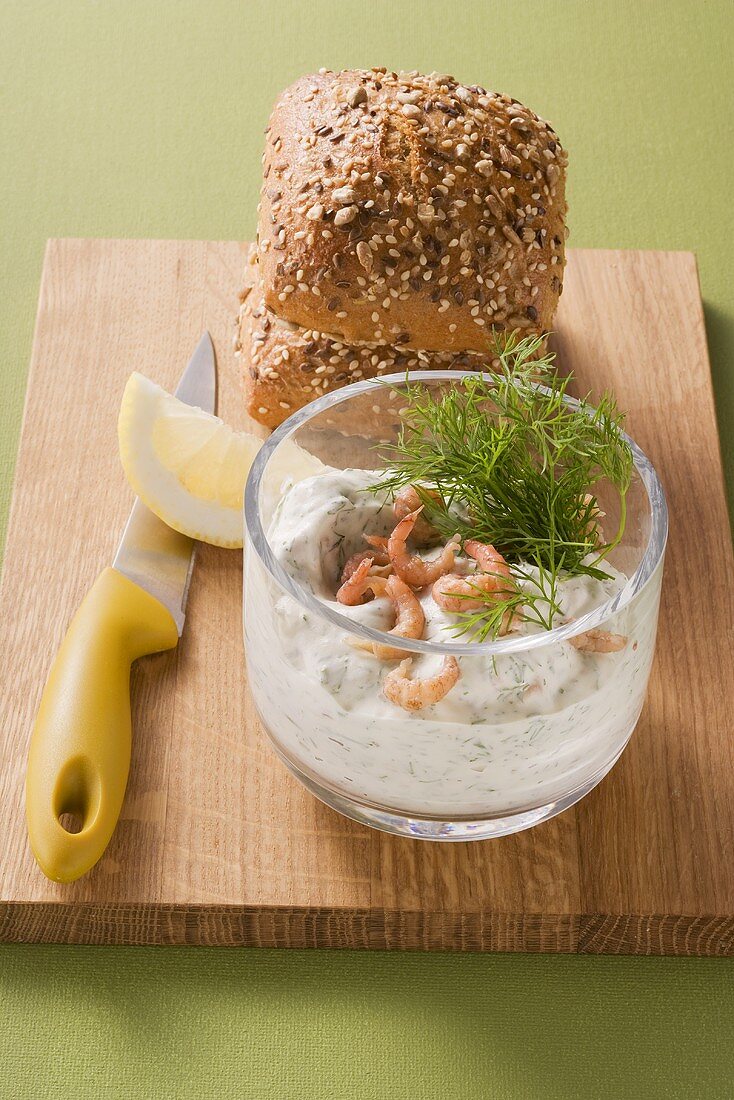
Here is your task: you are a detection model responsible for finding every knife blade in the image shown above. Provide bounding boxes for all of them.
[113,333,217,632]
[25,334,217,883]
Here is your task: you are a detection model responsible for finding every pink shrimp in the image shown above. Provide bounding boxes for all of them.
[387,508,459,588]
[340,547,390,585]
[433,540,514,605]
[393,485,444,545]
[336,556,381,606]
[569,628,627,653]
[432,540,518,634]
[351,574,426,660]
[383,656,461,711]
[363,534,390,559]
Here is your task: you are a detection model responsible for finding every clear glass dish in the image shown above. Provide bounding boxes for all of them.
[243,373,668,841]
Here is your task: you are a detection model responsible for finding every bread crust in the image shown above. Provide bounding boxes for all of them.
[236,247,495,430]
[258,68,566,353]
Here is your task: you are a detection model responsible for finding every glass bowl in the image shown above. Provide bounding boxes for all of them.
[243,373,668,841]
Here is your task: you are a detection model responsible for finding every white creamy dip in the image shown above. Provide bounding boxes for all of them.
[245,468,658,817]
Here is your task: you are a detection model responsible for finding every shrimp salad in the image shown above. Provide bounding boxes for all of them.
[245,468,660,817]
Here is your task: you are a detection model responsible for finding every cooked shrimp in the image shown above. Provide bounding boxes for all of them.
[341,550,372,585]
[340,548,390,584]
[351,574,426,660]
[394,485,443,544]
[363,534,390,559]
[387,508,459,588]
[569,628,627,653]
[383,656,461,711]
[464,540,514,582]
[432,541,518,634]
[337,555,377,605]
[432,573,500,613]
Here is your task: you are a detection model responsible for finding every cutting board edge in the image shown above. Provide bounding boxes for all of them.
[42,238,700,257]
[1,903,732,955]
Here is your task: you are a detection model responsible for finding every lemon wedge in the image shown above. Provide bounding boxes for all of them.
[118,373,325,547]
[117,373,259,546]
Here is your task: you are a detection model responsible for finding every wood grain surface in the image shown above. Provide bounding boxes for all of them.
[0,240,732,954]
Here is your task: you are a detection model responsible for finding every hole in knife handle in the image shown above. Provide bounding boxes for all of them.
[52,756,101,836]
[58,812,83,834]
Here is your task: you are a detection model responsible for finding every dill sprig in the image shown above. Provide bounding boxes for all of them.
[372,335,633,642]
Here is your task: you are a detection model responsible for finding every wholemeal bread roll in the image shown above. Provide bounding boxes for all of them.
[237,247,494,429]
[258,68,566,354]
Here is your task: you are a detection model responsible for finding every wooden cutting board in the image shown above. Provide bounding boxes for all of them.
[1,240,732,954]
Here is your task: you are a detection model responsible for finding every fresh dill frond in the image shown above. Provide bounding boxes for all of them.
[371,335,633,642]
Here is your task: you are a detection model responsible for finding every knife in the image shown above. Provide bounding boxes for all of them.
[25,333,217,884]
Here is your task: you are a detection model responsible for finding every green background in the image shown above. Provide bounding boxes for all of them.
[1,2,732,1097]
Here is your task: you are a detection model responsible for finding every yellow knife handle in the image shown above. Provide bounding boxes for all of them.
[26,567,179,883]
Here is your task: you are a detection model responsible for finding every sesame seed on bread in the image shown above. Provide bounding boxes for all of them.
[236,246,496,430]
[257,68,567,355]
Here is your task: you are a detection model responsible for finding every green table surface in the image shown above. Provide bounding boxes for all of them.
[1,2,733,1097]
